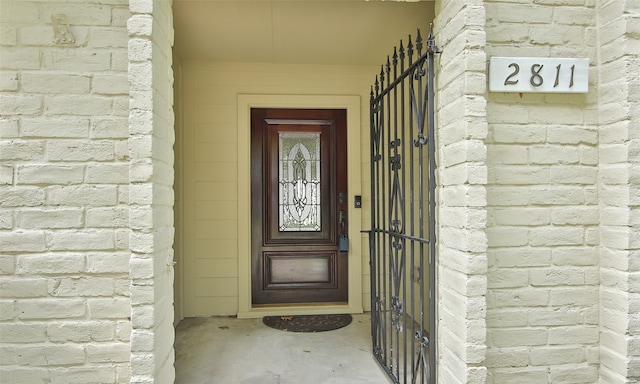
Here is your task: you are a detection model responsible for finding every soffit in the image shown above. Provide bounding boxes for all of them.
[173,0,435,66]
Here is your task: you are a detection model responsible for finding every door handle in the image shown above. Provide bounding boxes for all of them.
[339,210,348,252]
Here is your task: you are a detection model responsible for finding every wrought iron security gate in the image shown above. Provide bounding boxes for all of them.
[367,26,439,384]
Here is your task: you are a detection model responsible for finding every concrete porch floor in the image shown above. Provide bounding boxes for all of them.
[174,313,390,384]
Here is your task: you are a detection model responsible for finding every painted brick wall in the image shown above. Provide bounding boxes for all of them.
[484,1,600,382]
[434,1,489,383]
[0,0,132,383]
[628,1,640,379]
[127,0,175,383]
[598,0,640,382]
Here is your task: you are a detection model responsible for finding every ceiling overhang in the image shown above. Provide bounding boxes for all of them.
[173,0,435,66]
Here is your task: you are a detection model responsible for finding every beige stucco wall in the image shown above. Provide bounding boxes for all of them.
[176,61,378,317]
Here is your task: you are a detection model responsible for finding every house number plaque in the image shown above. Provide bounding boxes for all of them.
[489,57,589,93]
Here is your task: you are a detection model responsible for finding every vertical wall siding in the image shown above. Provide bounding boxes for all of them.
[179,61,377,316]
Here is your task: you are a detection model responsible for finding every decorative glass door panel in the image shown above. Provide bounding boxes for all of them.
[278,132,321,232]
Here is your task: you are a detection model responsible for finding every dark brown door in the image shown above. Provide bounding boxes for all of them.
[251,108,348,305]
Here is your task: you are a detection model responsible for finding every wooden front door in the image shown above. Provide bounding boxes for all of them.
[251,108,348,305]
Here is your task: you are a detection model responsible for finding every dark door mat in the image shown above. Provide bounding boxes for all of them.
[262,314,352,333]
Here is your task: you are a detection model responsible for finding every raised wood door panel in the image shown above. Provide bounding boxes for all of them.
[251,108,348,305]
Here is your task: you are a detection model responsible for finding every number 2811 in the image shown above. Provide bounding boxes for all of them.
[503,63,576,88]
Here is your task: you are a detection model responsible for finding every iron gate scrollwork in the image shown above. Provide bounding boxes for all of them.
[367,25,439,384]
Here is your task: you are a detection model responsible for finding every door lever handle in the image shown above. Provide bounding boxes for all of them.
[339,210,348,252]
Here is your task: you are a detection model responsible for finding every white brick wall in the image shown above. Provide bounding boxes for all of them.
[598,0,640,382]
[0,1,131,383]
[483,0,640,382]
[484,1,600,383]
[435,1,488,383]
[127,0,175,383]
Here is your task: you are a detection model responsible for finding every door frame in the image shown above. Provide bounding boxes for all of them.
[237,94,363,318]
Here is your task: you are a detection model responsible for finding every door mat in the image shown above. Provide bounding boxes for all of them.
[262,314,352,333]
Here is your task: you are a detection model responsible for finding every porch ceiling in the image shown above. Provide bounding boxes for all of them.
[172,0,434,65]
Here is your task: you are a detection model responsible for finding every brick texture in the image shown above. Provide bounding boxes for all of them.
[484,1,600,383]
[435,1,488,383]
[127,0,176,383]
[0,1,131,383]
[597,0,640,382]
[483,0,640,383]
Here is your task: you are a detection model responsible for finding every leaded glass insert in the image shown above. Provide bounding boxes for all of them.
[279,132,321,231]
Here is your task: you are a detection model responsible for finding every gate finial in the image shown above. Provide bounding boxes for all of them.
[407,35,414,64]
[385,56,391,79]
[392,46,398,69]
